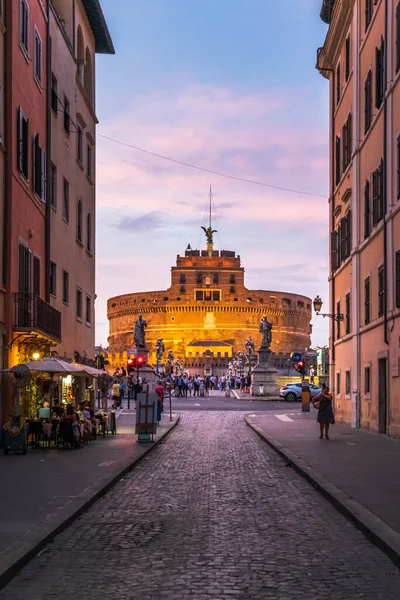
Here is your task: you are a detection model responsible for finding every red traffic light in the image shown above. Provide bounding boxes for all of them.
[297,361,304,367]
[136,355,146,366]
[127,358,134,365]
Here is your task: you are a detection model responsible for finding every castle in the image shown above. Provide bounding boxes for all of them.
[107,224,312,376]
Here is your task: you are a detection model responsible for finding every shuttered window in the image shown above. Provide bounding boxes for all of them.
[331,230,339,272]
[18,243,31,294]
[17,108,29,178]
[364,180,371,239]
[396,3,400,74]
[342,113,352,171]
[375,37,385,109]
[33,133,46,201]
[336,63,341,105]
[364,277,371,325]
[365,0,373,31]
[335,136,341,185]
[345,35,351,80]
[345,293,351,335]
[33,256,40,297]
[372,160,384,227]
[397,136,400,200]
[378,265,385,317]
[364,70,372,134]
[336,301,341,338]
[395,251,400,308]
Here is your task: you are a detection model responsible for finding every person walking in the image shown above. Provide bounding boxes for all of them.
[155,382,164,424]
[313,384,334,439]
[111,380,121,409]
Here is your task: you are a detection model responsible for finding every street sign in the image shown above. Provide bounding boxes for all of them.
[291,352,302,363]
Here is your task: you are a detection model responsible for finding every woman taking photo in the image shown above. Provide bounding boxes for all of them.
[313,384,335,439]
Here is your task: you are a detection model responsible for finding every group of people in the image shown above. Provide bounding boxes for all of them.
[36,399,103,447]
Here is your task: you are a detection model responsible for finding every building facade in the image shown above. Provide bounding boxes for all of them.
[49,0,113,363]
[318,0,400,436]
[0,0,113,422]
[0,2,5,403]
[107,236,312,376]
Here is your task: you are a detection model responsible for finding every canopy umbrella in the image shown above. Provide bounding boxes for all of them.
[23,357,86,376]
[72,362,109,378]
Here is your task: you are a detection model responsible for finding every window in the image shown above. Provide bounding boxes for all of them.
[51,74,58,113]
[213,273,219,284]
[345,35,351,80]
[77,127,83,162]
[364,70,372,134]
[335,135,341,185]
[375,37,385,109]
[396,250,400,308]
[50,262,56,296]
[397,136,400,200]
[180,285,185,293]
[33,133,46,201]
[17,107,29,178]
[34,28,42,84]
[365,0,373,31]
[230,286,235,293]
[378,265,385,317]
[364,367,371,394]
[87,144,92,179]
[18,243,31,294]
[364,180,370,239]
[86,212,92,252]
[195,290,220,301]
[339,210,352,263]
[50,163,57,209]
[336,301,341,338]
[76,289,82,320]
[331,229,339,271]
[86,295,91,324]
[342,113,352,171]
[196,273,203,284]
[336,62,341,105]
[372,159,384,226]
[345,292,351,334]
[64,97,70,134]
[230,274,236,284]
[77,199,82,242]
[336,372,341,396]
[20,0,29,53]
[345,370,351,396]
[62,271,69,304]
[179,273,186,284]
[33,256,40,297]
[364,277,371,325]
[63,178,69,223]
[397,3,400,74]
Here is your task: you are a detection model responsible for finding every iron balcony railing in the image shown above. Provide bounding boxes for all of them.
[13,293,62,342]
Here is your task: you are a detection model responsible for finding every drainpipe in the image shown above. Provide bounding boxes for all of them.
[383,0,389,345]
[2,1,8,290]
[316,50,335,383]
[45,4,51,302]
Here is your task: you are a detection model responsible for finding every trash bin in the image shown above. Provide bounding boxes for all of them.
[107,410,117,434]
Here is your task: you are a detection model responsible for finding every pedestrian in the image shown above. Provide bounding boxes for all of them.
[111,379,121,409]
[313,384,335,439]
[309,366,315,383]
[177,376,183,397]
[155,381,164,423]
[119,380,126,408]
[204,377,210,397]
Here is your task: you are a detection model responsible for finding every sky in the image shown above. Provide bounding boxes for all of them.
[94,0,330,349]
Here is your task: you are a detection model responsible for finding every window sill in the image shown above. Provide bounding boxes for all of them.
[86,249,94,257]
[20,43,30,65]
[76,238,84,247]
[77,159,84,172]
[85,322,92,328]
[345,394,351,400]
[76,316,83,323]
[51,204,57,212]
[50,293,56,300]
[34,76,43,93]
[63,218,69,225]
[18,172,29,188]
[52,108,58,117]
[62,301,69,307]
[86,174,93,186]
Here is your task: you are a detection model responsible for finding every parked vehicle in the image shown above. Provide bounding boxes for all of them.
[279,382,321,402]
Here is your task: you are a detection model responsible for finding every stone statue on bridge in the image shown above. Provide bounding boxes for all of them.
[134,314,148,349]
[259,315,272,351]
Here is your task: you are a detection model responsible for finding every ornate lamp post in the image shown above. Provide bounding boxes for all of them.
[313,295,344,322]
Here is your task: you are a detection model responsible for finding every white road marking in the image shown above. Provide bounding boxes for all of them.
[195,403,201,407]
[275,414,294,422]
[98,461,116,467]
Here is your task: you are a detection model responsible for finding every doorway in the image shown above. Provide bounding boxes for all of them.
[378,358,387,434]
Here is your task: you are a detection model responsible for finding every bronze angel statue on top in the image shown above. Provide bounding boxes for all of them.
[201,225,218,245]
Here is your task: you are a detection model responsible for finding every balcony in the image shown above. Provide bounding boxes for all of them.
[13,293,62,343]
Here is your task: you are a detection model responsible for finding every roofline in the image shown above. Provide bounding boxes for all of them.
[82,0,115,54]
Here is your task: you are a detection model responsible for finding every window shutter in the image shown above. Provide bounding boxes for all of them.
[348,113,352,160]
[397,4,400,73]
[33,256,40,296]
[380,158,385,219]
[395,250,400,309]
[372,169,378,226]
[340,217,347,261]
[342,122,347,170]
[375,46,381,108]
[346,210,352,258]
[17,108,22,172]
[335,136,341,185]
[364,180,370,239]
[18,243,25,294]
[331,231,338,271]
[41,148,46,201]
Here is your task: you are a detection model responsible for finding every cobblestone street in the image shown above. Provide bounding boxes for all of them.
[2,413,400,600]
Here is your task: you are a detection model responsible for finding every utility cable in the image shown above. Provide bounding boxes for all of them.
[97,134,327,199]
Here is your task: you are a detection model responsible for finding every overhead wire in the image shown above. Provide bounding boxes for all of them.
[97,134,328,199]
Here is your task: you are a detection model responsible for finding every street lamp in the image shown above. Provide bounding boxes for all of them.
[313,295,344,322]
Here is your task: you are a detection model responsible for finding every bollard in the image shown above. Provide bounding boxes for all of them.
[301,379,311,412]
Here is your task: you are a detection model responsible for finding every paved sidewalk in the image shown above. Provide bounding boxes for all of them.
[0,410,179,588]
[245,409,400,566]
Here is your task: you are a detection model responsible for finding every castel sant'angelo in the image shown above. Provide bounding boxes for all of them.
[107,223,312,375]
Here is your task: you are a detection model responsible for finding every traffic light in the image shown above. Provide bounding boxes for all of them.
[127,357,135,374]
[136,355,146,368]
[297,360,305,377]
